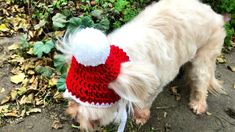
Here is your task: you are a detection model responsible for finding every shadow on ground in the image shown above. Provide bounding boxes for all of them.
[0,36,235,132]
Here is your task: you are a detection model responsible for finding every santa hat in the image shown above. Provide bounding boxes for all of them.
[63,28,130,108]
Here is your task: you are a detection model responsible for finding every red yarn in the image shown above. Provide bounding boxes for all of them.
[66,45,129,106]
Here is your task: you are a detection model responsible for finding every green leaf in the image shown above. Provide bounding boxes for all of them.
[35,66,53,78]
[91,10,103,19]
[114,0,128,12]
[54,54,68,74]
[81,16,94,28]
[19,34,29,49]
[57,74,66,92]
[94,18,110,32]
[44,40,55,54]
[52,13,67,28]
[33,40,55,57]
[67,17,82,30]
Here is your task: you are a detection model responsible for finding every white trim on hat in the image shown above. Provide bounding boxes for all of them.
[63,89,117,108]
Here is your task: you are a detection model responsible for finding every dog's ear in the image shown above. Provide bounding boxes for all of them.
[109,62,159,107]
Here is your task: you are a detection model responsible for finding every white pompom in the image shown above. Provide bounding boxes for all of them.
[69,28,110,66]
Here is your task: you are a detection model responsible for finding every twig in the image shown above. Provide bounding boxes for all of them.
[156,106,176,110]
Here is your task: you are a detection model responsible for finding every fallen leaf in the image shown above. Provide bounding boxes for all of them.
[19,94,34,105]
[9,55,25,64]
[34,20,46,30]
[0,96,10,104]
[206,112,212,116]
[0,105,9,113]
[227,65,235,72]
[26,93,34,104]
[54,31,65,38]
[71,124,80,129]
[10,73,25,84]
[17,87,27,96]
[11,67,22,75]
[53,91,63,101]
[10,90,18,101]
[163,112,167,118]
[0,24,9,32]
[35,98,44,106]
[20,109,26,117]
[0,88,5,93]
[8,43,20,50]
[27,70,35,75]
[216,55,226,64]
[26,108,41,115]
[49,77,58,87]
[52,120,63,129]
[27,48,34,55]
[4,111,19,117]
[170,86,181,101]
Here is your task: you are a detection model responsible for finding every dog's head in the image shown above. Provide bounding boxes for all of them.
[65,100,120,131]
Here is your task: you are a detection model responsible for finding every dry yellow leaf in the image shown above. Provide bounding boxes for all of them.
[11,67,21,75]
[227,65,235,72]
[26,108,41,115]
[20,109,26,117]
[9,55,25,64]
[52,120,63,129]
[216,55,226,64]
[27,48,34,55]
[54,30,65,38]
[0,96,10,105]
[49,77,58,87]
[35,98,43,106]
[53,91,63,101]
[233,84,235,89]
[4,111,19,117]
[8,43,19,50]
[19,93,34,105]
[0,24,9,32]
[17,87,27,96]
[10,73,25,84]
[10,90,18,101]
[0,105,9,113]
[206,112,212,116]
[0,87,5,93]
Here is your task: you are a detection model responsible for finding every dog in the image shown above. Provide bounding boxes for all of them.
[58,0,226,131]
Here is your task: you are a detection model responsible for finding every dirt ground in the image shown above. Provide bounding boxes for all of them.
[0,36,235,132]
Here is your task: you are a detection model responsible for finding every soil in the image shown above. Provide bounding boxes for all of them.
[0,36,235,132]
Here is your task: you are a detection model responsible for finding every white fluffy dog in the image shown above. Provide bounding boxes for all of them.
[58,0,226,131]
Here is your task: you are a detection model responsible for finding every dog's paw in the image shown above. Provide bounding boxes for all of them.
[189,100,207,115]
[133,108,150,125]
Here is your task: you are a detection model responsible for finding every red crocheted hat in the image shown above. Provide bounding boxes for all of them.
[63,28,129,108]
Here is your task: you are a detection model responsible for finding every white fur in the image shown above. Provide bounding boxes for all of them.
[59,0,226,130]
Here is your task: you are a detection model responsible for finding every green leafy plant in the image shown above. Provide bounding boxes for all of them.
[35,66,54,78]
[53,54,68,74]
[33,40,55,57]
[203,0,235,49]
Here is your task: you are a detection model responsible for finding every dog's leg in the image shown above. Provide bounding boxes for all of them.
[188,28,225,115]
[133,106,150,125]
